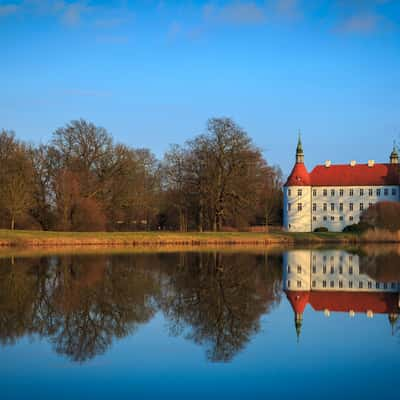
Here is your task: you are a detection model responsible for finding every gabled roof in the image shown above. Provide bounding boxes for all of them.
[309,163,399,187]
[285,163,400,187]
[309,291,400,314]
[286,290,400,315]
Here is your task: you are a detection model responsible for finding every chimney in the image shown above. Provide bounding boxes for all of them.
[368,160,375,167]
[350,160,356,167]
[325,160,331,168]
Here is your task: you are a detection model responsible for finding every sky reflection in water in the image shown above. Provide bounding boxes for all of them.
[0,249,399,399]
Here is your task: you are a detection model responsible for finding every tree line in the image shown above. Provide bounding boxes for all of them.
[0,118,283,231]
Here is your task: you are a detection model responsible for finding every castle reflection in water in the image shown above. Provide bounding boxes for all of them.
[283,250,400,339]
[0,249,399,364]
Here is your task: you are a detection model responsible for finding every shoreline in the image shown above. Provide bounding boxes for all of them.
[1,229,396,248]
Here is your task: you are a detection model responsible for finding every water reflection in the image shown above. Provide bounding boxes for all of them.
[0,249,399,364]
[0,252,282,363]
[283,249,400,340]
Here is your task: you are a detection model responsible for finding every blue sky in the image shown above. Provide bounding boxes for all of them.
[1,0,399,175]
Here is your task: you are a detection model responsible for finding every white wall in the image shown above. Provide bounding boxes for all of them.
[311,185,399,232]
[284,186,312,232]
[284,249,400,292]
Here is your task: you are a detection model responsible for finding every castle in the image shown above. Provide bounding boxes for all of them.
[283,137,400,232]
[283,250,400,340]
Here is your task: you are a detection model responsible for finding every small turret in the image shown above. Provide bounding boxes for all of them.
[296,131,304,164]
[390,141,398,164]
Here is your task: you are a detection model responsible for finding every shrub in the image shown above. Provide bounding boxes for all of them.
[343,222,371,233]
[361,202,400,232]
[314,227,328,233]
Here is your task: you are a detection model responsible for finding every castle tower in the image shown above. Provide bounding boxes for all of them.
[390,142,399,164]
[283,134,312,232]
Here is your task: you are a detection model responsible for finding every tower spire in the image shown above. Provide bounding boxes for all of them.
[295,312,303,343]
[296,130,304,164]
[390,141,398,164]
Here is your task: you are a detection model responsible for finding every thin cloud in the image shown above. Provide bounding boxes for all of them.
[336,13,380,33]
[203,2,266,26]
[275,0,302,20]
[0,4,19,17]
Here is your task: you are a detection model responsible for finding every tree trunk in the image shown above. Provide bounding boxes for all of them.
[11,216,15,230]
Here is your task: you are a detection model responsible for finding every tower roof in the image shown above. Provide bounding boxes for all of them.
[285,162,311,186]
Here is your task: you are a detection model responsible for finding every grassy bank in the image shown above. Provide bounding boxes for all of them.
[0,229,365,248]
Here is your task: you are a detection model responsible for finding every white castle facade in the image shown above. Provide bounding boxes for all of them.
[283,249,400,339]
[283,138,400,232]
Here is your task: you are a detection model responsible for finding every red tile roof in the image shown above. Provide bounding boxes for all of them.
[286,291,310,314]
[285,163,311,186]
[309,291,400,314]
[286,162,399,187]
[286,290,400,314]
[310,163,399,187]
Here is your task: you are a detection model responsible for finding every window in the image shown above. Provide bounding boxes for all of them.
[331,203,335,211]
[339,281,343,288]
[298,189,302,197]
[360,188,364,196]
[323,280,327,288]
[339,203,343,211]
[349,267,353,275]
[298,203,302,211]
[330,256,334,261]
[384,283,388,289]
[313,216,317,221]
[339,266,343,274]
[312,280,316,288]
[323,189,328,196]
[377,189,381,196]
[360,203,364,211]
[297,265,302,273]
[331,189,335,196]
[349,281,353,288]
[339,189,344,197]
[288,203,291,211]
[349,255,353,262]
[323,203,327,211]
[323,216,327,221]
[391,283,396,289]
[313,203,317,211]
[384,188,389,196]
[312,266,316,273]
[349,189,354,196]
[376,282,380,289]
[287,280,291,288]
[369,188,373,196]
[323,255,327,261]
[331,216,335,221]
[349,203,353,211]
[349,216,354,221]
[323,266,327,274]
[359,281,363,289]
[287,265,291,273]
[313,189,317,197]
[368,281,372,289]
[297,281,302,288]
[288,189,292,197]
[330,266,334,274]
[339,216,344,221]
[392,188,397,196]
[330,281,334,288]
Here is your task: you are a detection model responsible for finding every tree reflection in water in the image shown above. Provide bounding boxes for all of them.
[0,252,282,363]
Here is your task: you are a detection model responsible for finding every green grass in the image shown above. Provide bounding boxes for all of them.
[0,228,361,248]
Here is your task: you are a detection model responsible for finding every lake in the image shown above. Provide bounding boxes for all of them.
[0,247,399,399]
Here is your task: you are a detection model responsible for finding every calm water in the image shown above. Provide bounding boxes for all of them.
[0,248,399,399]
